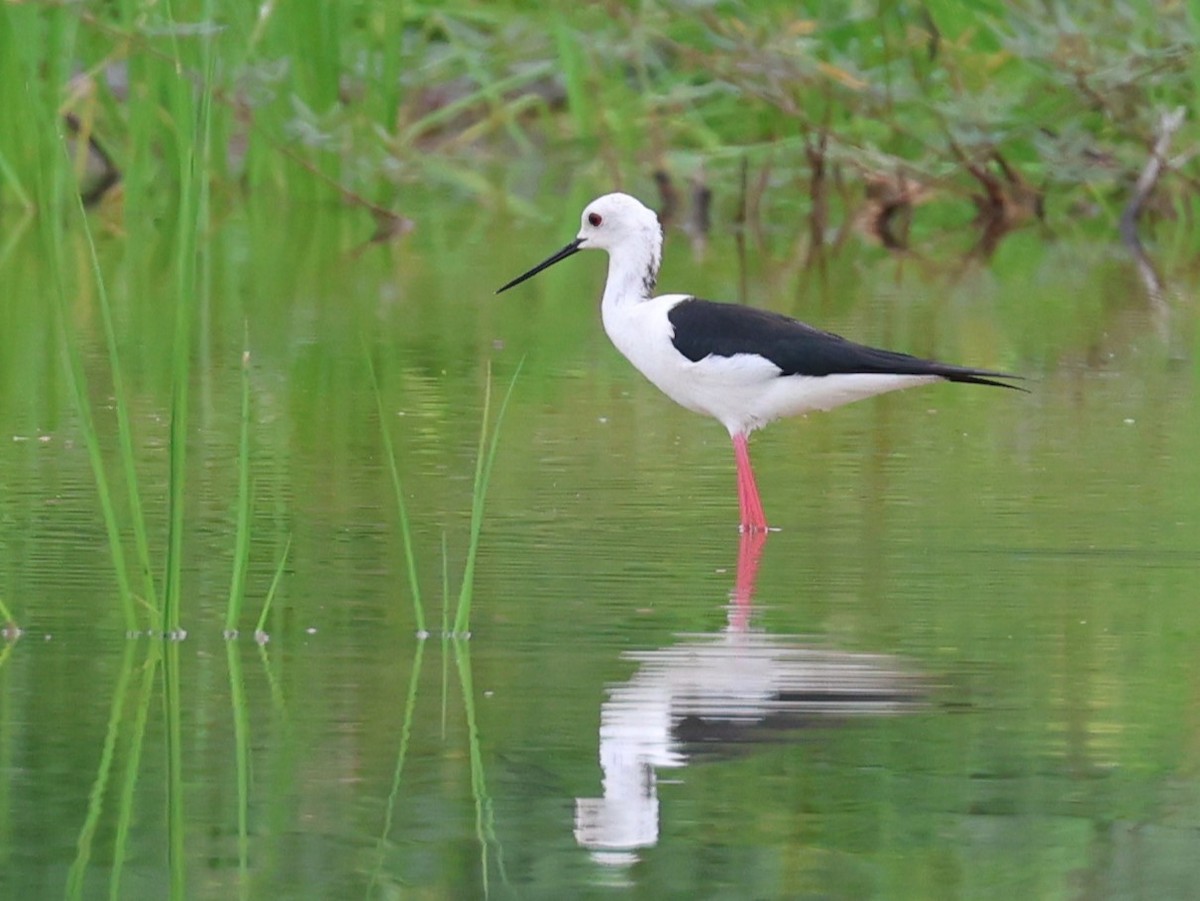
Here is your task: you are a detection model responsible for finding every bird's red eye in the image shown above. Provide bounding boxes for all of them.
[588,212,602,227]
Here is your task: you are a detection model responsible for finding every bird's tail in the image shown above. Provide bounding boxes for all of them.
[940,369,1028,392]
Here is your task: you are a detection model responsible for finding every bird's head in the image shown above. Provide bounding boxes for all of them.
[574,193,661,253]
[496,192,663,295]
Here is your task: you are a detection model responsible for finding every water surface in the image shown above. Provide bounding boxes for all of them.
[1,194,1198,899]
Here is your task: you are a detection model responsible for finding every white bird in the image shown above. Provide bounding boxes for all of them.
[498,192,1021,532]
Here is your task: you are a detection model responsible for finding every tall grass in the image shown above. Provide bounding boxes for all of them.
[365,346,426,635]
[53,242,140,630]
[38,1,223,634]
[161,3,216,636]
[225,341,255,634]
[71,194,160,618]
[368,352,521,637]
[34,15,148,630]
[454,361,522,636]
[254,536,292,641]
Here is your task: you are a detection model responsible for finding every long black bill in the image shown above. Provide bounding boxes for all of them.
[496,238,584,294]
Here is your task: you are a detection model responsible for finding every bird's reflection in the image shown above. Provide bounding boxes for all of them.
[574,532,923,867]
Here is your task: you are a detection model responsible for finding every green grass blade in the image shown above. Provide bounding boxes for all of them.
[67,173,159,614]
[453,360,522,635]
[441,532,450,735]
[163,0,216,633]
[452,367,493,638]
[225,341,254,633]
[162,150,194,633]
[33,63,141,629]
[364,343,425,634]
[255,535,292,637]
[163,227,194,628]
[441,530,450,638]
[52,222,139,631]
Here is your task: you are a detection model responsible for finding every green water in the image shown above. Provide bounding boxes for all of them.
[2,191,1199,900]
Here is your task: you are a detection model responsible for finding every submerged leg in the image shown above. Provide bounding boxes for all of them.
[732,433,768,533]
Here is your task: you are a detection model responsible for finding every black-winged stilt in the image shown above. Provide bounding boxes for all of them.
[497,192,1022,532]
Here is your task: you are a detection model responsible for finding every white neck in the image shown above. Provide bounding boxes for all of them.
[601,234,662,310]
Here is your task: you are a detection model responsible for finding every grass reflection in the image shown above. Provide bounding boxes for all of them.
[454,639,508,897]
[111,647,159,899]
[65,642,139,899]
[368,639,425,897]
[163,641,187,897]
[226,639,252,900]
[64,642,159,901]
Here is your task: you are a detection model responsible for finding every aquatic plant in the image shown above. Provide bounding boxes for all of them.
[369,352,521,637]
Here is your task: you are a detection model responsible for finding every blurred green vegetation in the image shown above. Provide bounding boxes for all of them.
[1,1,1196,250]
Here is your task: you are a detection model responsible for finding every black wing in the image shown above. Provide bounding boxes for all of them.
[667,298,1022,389]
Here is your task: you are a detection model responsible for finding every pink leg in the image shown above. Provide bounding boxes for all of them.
[732,433,768,533]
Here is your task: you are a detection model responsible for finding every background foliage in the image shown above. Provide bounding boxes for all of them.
[3,0,1197,250]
